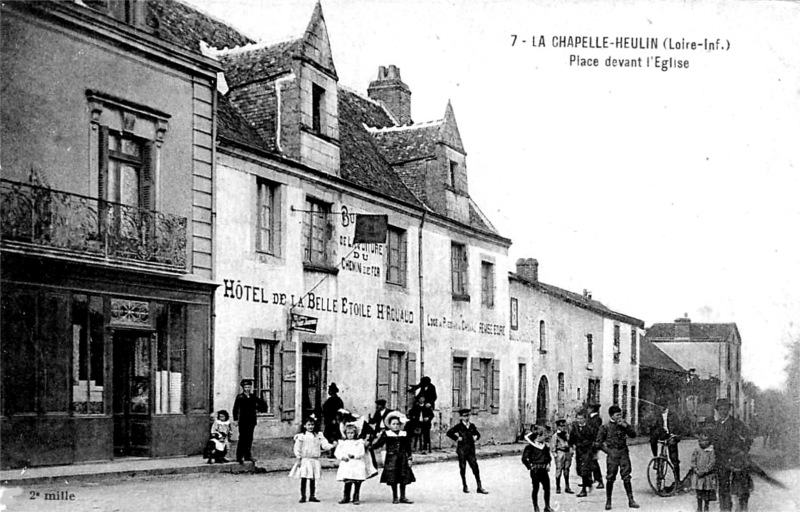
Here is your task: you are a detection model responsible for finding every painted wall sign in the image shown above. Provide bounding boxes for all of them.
[425,314,506,337]
[339,205,385,279]
[291,313,318,333]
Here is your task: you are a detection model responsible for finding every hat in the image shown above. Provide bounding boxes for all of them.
[420,376,431,385]
[555,418,566,426]
[375,398,387,406]
[458,408,471,416]
[715,398,730,409]
[328,383,339,393]
[608,405,622,416]
[344,422,360,436]
[385,411,406,424]
[588,403,600,412]
[240,379,253,387]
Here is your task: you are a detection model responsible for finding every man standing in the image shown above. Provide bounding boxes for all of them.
[588,403,605,489]
[595,405,639,510]
[446,408,488,494]
[648,404,684,489]
[569,410,596,497]
[711,398,752,512]
[408,376,438,409]
[232,379,267,463]
[322,383,344,443]
[368,398,392,438]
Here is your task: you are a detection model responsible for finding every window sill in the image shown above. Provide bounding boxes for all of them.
[303,262,339,275]
[385,280,407,289]
[539,349,548,355]
[452,293,471,302]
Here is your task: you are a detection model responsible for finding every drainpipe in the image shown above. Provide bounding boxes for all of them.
[418,210,427,377]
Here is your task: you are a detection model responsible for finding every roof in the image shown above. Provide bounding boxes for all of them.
[218,39,301,85]
[639,339,687,373]
[216,94,271,153]
[509,274,645,328]
[147,0,255,54]
[370,122,443,164]
[646,322,738,342]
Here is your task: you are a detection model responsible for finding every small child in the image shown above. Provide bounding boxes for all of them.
[690,430,717,512]
[290,416,336,503]
[523,425,553,512]
[205,410,232,463]
[372,411,415,504]
[551,418,574,494]
[335,423,368,505]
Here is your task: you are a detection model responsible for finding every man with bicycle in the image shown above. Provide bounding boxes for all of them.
[648,404,685,491]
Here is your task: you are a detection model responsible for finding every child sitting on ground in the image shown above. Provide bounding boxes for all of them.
[205,410,232,463]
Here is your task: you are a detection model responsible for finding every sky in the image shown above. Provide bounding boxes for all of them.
[186,0,800,390]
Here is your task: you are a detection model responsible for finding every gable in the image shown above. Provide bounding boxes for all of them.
[440,101,464,152]
[301,2,337,78]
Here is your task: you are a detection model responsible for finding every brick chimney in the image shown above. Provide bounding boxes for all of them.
[368,65,412,125]
[516,258,539,283]
[675,314,691,339]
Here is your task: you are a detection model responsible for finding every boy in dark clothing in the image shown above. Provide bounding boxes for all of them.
[568,409,597,497]
[588,403,605,488]
[523,425,553,512]
[446,408,488,494]
[407,396,434,453]
[232,379,268,463]
[711,398,753,512]
[595,405,639,510]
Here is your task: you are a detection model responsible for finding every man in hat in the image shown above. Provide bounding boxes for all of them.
[711,398,752,512]
[648,404,685,490]
[551,418,574,494]
[588,403,605,488]
[408,376,438,410]
[232,379,267,463]
[322,383,345,443]
[595,405,639,510]
[446,408,489,494]
[368,399,392,437]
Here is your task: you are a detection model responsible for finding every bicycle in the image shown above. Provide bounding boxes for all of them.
[646,434,684,497]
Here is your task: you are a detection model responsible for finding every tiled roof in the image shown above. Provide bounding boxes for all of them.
[216,93,271,153]
[646,322,737,341]
[370,122,443,164]
[218,39,301,85]
[148,0,254,53]
[338,89,422,206]
[640,339,686,373]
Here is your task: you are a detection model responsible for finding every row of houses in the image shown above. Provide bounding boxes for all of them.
[0,0,745,469]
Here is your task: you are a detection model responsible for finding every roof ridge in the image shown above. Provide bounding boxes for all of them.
[366,119,443,134]
[174,0,259,43]
[209,36,301,58]
[339,85,400,126]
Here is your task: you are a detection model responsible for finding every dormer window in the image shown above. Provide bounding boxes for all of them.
[84,0,148,28]
[449,160,458,189]
[312,83,325,133]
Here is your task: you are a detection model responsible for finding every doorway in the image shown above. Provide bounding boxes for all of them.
[536,375,549,426]
[113,331,153,457]
[301,344,326,421]
[518,364,527,439]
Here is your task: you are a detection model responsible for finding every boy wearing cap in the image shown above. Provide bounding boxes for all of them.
[711,398,752,512]
[588,403,605,489]
[595,405,639,510]
[446,408,489,494]
[552,418,574,494]
[232,379,268,463]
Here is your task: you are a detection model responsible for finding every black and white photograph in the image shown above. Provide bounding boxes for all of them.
[1,0,799,510]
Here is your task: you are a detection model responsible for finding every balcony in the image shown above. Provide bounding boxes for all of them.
[1,179,187,273]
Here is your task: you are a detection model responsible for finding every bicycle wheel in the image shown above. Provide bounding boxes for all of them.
[647,456,676,497]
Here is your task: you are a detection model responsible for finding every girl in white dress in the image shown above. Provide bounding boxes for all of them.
[290,416,336,503]
[335,423,368,504]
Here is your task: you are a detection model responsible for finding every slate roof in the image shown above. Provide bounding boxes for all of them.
[218,39,301,85]
[370,122,443,164]
[147,0,254,53]
[640,339,686,373]
[646,322,738,342]
[216,94,271,153]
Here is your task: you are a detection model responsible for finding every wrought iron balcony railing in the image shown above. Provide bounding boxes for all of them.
[1,179,187,272]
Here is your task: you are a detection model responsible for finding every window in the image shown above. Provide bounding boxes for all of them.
[451,242,468,298]
[107,132,146,207]
[577,387,581,401]
[257,179,279,255]
[539,320,547,352]
[302,198,333,266]
[613,324,621,363]
[376,350,415,413]
[622,384,628,418]
[557,372,565,415]
[630,385,637,425]
[587,378,600,405]
[449,160,458,189]
[386,226,407,286]
[72,295,105,415]
[389,351,402,410]
[155,303,185,414]
[587,333,594,363]
[471,357,500,414]
[510,298,518,331]
[479,359,491,410]
[254,340,276,414]
[312,83,325,133]
[452,357,467,409]
[613,382,620,406]
[727,344,731,372]
[480,261,495,307]
[630,328,637,364]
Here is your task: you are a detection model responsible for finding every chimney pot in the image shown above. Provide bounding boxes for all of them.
[516,258,539,283]
[368,64,412,125]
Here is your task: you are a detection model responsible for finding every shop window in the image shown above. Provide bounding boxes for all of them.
[257,179,280,255]
[155,303,185,414]
[302,198,333,267]
[72,295,105,415]
[451,242,468,299]
[613,324,621,363]
[386,226,407,286]
[452,357,467,409]
[481,261,495,308]
[255,339,276,414]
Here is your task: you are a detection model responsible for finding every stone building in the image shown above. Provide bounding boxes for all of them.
[645,316,745,419]
[0,0,231,468]
[509,259,643,432]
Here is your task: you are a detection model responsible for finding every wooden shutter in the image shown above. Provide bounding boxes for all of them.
[470,357,480,413]
[399,233,408,287]
[239,337,255,382]
[406,352,417,412]
[280,342,296,421]
[98,126,109,201]
[376,349,390,402]
[140,141,155,211]
[491,359,501,414]
[273,185,282,258]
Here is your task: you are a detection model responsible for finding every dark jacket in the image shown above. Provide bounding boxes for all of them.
[368,408,393,434]
[595,420,636,452]
[522,441,552,470]
[649,411,685,442]
[446,421,481,454]
[711,415,752,463]
[408,404,434,426]
[568,422,597,453]
[232,392,267,425]
[410,383,438,408]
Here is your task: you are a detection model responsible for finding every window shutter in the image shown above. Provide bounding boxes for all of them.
[470,357,480,413]
[273,186,282,258]
[98,126,109,201]
[280,341,296,421]
[491,359,501,414]
[462,247,469,291]
[376,349,390,402]
[140,141,154,211]
[239,337,255,381]
[406,352,417,412]
[399,234,408,287]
